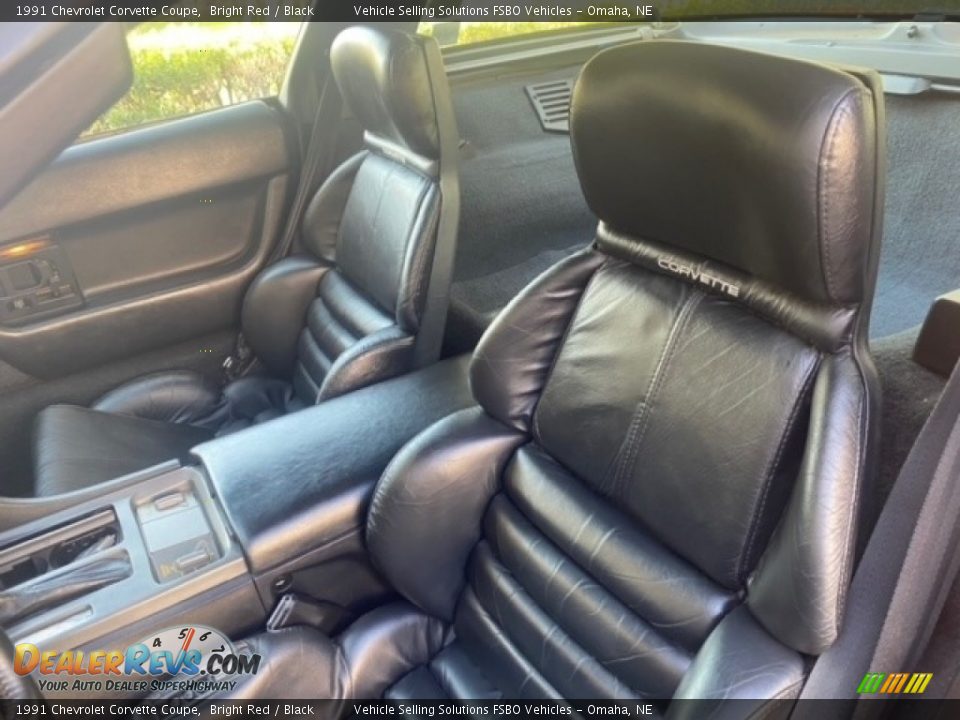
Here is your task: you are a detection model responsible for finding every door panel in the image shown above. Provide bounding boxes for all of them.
[0,101,288,238]
[0,100,293,494]
[0,101,291,378]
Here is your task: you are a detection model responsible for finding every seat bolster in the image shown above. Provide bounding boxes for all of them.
[92,371,222,425]
[667,606,804,718]
[221,626,341,701]
[367,407,526,621]
[395,183,441,333]
[469,248,604,432]
[338,602,448,698]
[748,351,870,654]
[301,152,367,263]
[241,256,330,378]
[219,603,445,705]
[317,326,415,402]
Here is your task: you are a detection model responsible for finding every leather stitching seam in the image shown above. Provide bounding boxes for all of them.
[835,387,865,631]
[817,88,858,304]
[530,253,606,441]
[400,178,439,330]
[738,351,822,583]
[605,286,703,497]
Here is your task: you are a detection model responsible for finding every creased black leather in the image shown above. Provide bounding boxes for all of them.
[571,40,877,306]
[33,374,305,494]
[241,256,329,377]
[747,351,870,655]
[335,153,440,329]
[93,370,221,424]
[33,405,213,495]
[331,27,440,161]
[386,642,505,700]
[302,152,366,263]
[221,603,446,707]
[502,446,737,651]
[667,606,804,718]
[216,375,303,433]
[317,326,414,402]
[291,270,396,403]
[367,407,525,622]
[483,496,692,697]
[468,541,640,699]
[533,259,823,588]
[469,249,604,432]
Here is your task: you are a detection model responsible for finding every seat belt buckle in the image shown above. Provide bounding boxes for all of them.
[222,334,255,383]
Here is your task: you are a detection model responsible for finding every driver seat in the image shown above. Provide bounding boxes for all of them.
[31,26,458,496]
[219,40,885,710]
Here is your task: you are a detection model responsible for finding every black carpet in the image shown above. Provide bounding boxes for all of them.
[448,73,960,346]
[867,328,948,534]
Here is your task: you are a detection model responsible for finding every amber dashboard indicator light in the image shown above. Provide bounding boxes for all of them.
[0,238,51,260]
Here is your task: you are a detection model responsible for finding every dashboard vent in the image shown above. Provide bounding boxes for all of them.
[526,79,573,134]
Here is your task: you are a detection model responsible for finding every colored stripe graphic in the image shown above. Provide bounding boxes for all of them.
[858,672,933,694]
[857,673,885,694]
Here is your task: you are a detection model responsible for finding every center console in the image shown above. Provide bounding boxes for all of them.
[0,466,257,655]
[0,355,474,676]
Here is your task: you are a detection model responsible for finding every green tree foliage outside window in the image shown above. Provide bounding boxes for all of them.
[86,21,594,138]
[83,22,301,138]
[89,8,937,138]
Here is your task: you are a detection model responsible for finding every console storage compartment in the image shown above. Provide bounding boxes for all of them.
[195,354,474,629]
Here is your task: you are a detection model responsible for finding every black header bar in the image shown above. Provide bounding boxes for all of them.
[2,0,667,22]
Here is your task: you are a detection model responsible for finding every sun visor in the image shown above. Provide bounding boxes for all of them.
[0,23,132,209]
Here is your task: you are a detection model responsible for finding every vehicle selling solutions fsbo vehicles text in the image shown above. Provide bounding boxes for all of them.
[350,5,656,19]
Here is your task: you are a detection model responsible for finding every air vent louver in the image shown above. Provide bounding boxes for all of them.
[525,79,573,134]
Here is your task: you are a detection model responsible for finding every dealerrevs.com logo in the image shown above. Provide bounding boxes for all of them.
[14,625,261,695]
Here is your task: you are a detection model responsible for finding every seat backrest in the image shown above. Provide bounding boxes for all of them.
[242,26,458,404]
[366,41,885,708]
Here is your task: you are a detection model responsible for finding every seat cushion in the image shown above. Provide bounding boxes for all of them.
[227,602,514,704]
[33,374,304,496]
[33,405,214,495]
[221,603,447,703]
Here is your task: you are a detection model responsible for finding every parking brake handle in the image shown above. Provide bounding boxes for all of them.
[0,554,131,625]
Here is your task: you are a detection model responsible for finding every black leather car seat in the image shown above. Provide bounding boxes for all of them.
[31,26,460,496]
[218,40,886,710]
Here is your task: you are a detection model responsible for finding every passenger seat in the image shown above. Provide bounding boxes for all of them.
[31,26,459,496]
[213,40,885,707]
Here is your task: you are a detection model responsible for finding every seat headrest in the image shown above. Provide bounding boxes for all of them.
[571,41,882,307]
[331,26,439,161]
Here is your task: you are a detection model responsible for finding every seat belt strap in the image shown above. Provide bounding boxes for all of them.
[412,36,460,369]
[223,68,343,383]
[269,73,343,264]
[794,361,960,716]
